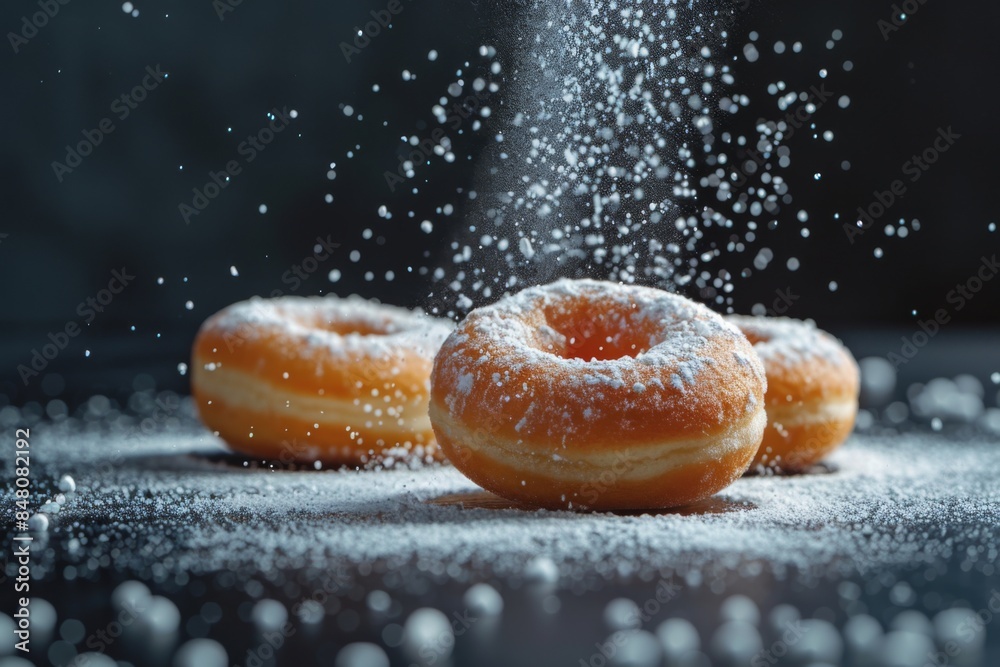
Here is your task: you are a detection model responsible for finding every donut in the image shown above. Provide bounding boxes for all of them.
[191,296,452,465]
[428,279,768,511]
[727,316,860,472]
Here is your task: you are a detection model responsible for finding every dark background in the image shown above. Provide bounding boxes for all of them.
[1,0,998,407]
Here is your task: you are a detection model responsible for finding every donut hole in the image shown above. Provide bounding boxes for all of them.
[542,304,650,361]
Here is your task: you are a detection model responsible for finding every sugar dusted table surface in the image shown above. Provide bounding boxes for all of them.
[17,425,1000,582]
[4,421,1000,666]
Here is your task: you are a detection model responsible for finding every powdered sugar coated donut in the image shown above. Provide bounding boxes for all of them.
[429,279,768,510]
[728,315,860,472]
[192,295,452,465]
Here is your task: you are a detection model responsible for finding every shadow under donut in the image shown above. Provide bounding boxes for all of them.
[112,450,331,474]
[193,450,322,471]
[188,450,446,473]
[742,460,840,477]
[426,490,755,516]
